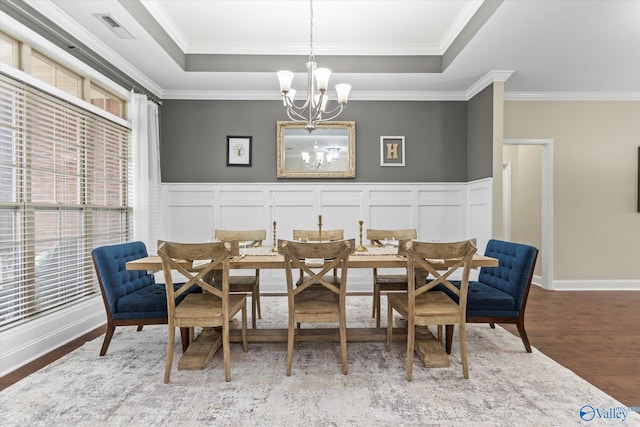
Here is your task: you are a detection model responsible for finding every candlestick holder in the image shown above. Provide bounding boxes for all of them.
[271,220,278,252]
[318,214,323,242]
[356,220,367,252]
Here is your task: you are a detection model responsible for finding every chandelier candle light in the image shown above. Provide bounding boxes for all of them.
[277,0,351,132]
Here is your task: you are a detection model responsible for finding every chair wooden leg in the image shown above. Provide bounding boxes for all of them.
[459,322,469,379]
[490,322,496,329]
[286,317,295,376]
[180,327,190,352]
[340,312,348,375]
[100,324,116,356]
[406,318,415,382]
[445,325,454,354]
[372,283,379,319]
[250,290,257,329]
[256,284,262,319]
[386,302,393,351]
[241,304,248,352]
[517,318,532,353]
[164,325,175,384]
[223,313,231,382]
[137,325,144,331]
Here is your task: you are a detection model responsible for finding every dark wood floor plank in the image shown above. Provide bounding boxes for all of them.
[500,286,640,407]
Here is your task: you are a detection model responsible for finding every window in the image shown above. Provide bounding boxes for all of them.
[0,74,132,327]
[1,33,126,119]
[90,83,125,118]
[0,33,18,67]
[30,51,81,98]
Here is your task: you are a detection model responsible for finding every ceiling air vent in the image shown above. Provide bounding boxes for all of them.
[93,13,135,39]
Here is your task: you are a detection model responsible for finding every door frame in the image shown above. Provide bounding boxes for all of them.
[502,161,512,241]
[503,139,554,290]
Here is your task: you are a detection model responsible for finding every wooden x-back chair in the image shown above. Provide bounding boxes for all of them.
[292,229,344,288]
[386,239,476,381]
[366,228,417,327]
[279,239,355,376]
[158,241,248,383]
[214,229,267,328]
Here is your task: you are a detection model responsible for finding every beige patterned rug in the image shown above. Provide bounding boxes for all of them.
[2,296,639,426]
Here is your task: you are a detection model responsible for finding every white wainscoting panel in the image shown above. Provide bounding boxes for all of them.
[161,180,493,293]
[467,179,492,255]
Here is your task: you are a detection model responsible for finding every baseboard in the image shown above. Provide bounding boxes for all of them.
[0,296,106,377]
[548,279,640,291]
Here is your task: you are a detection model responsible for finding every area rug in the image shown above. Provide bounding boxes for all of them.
[1,296,638,427]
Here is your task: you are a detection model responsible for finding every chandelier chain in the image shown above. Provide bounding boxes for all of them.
[309,0,314,59]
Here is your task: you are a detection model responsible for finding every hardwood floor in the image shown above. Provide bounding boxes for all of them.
[2,286,639,408]
[0,325,106,392]
[501,286,640,408]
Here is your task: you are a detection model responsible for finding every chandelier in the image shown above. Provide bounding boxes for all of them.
[277,0,351,133]
[301,142,341,171]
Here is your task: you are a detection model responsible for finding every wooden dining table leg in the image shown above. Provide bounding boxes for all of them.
[177,328,222,370]
[445,324,454,354]
[180,327,190,352]
[395,318,451,368]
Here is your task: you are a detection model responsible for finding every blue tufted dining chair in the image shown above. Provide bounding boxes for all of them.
[442,239,539,353]
[92,241,192,356]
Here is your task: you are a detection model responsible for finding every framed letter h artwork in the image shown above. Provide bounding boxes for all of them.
[380,136,405,167]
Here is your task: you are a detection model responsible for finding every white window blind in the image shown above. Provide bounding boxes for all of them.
[0,73,132,328]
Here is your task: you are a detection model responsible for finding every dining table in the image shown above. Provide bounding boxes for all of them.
[126,245,498,370]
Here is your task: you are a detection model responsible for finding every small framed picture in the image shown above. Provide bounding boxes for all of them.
[380,136,405,167]
[227,136,252,166]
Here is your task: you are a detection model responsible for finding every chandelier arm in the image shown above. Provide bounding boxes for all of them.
[283,95,312,120]
[286,109,305,123]
[283,93,311,111]
[308,102,323,125]
[316,105,346,122]
[306,62,317,124]
[319,103,345,116]
[286,108,313,123]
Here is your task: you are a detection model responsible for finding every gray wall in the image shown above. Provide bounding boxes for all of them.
[467,85,494,181]
[160,98,492,182]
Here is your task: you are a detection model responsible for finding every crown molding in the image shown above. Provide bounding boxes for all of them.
[504,92,640,101]
[160,90,279,100]
[159,90,471,101]
[161,88,640,102]
[466,70,514,99]
[439,0,485,52]
[351,91,469,101]
[160,73,513,101]
[183,42,443,56]
[139,0,189,52]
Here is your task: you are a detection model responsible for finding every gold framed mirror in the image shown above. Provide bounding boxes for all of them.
[277,121,356,178]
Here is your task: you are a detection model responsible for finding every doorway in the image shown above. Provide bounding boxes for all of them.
[503,139,554,290]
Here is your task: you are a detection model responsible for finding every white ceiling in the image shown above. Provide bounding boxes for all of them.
[23,0,640,101]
